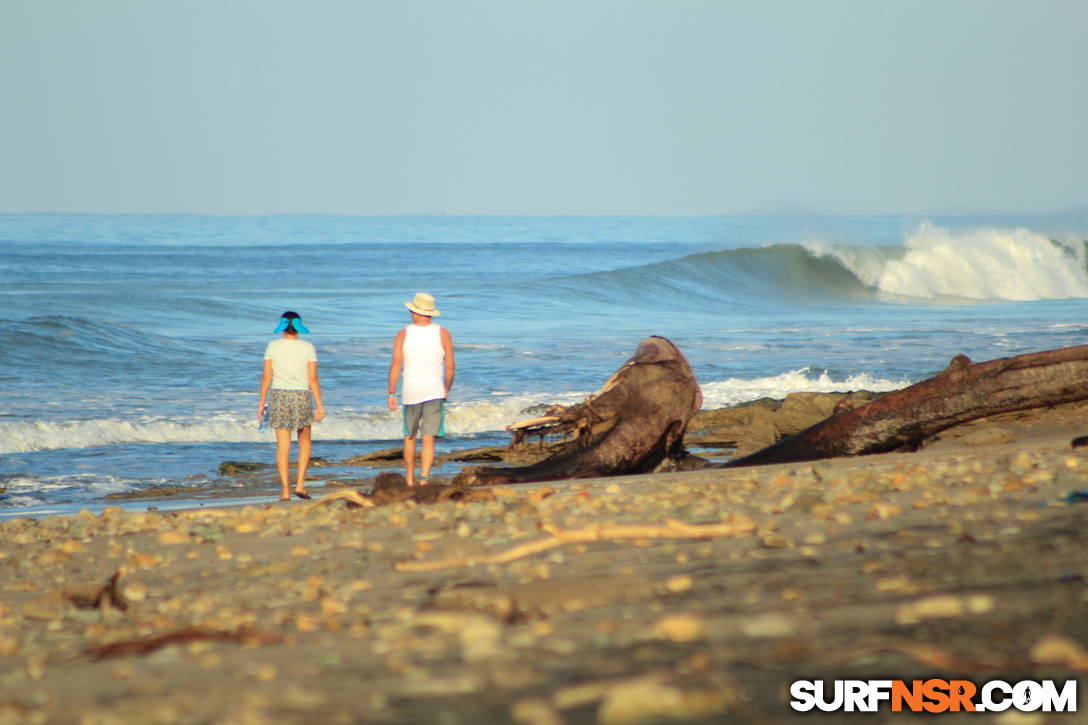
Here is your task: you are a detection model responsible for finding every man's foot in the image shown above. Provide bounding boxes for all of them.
[294,490,311,500]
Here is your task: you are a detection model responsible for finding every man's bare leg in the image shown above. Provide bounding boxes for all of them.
[420,435,436,483]
[403,436,417,486]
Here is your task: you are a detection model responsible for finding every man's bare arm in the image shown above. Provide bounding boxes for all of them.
[387,329,406,411]
[441,328,455,398]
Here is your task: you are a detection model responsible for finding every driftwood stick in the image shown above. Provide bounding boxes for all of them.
[304,489,375,512]
[86,626,283,661]
[725,344,1088,468]
[393,516,756,572]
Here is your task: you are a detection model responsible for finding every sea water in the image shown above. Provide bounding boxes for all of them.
[2,214,1086,514]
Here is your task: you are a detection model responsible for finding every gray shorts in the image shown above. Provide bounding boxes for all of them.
[403,399,445,438]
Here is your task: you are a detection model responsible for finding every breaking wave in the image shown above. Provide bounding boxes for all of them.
[815,223,1088,301]
[553,224,1088,308]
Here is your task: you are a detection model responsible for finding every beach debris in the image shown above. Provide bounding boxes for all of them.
[369,472,496,505]
[724,343,1088,467]
[340,444,556,467]
[63,571,129,612]
[85,626,283,660]
[306,488,376,509]
[305,472,495,511]
[454,337,702,486]
[394,516,757,572]
[21,572,130,620]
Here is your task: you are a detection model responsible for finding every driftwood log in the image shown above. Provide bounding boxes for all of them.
[724,344,1088,468]
[454,336,702,486]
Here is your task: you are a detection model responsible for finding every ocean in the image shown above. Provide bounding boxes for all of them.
[2,214,1086,515]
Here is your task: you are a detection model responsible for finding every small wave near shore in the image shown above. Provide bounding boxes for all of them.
[0,369,910,455]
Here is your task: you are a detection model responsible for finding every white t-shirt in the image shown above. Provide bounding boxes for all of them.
[264,338,317,391]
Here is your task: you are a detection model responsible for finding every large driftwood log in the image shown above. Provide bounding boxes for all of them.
[724,344,1088,468]
[454,336,702,486]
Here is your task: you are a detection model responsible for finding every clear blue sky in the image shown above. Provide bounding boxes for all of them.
[2,1,1086,216]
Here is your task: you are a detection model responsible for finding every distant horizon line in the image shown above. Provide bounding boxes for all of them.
[3,209,1087,219]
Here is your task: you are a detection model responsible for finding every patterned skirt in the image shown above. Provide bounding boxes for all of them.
[268,389,314,431]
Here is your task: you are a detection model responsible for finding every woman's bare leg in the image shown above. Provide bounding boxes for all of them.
[296,426,312,493]
[275,428,292,500]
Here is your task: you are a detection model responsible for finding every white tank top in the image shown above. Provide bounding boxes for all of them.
[402,324,446,405]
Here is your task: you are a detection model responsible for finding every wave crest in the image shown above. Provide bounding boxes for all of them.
[700,368,910,409]
[815,223,1088,301]
[552,223,1088,308]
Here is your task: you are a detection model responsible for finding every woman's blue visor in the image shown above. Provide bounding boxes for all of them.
[274,316,310,334]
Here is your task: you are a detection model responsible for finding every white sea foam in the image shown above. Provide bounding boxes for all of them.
[0,394,588,454]
[0,474,139,508]
[813,223,1088,301]
[0,372,916,454]
[700,369,910,409]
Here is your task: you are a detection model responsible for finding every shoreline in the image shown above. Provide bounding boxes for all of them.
[8,392,1086,521]
[2,406,1088,722]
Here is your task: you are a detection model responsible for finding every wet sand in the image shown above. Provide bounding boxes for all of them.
[3,406,1088,724]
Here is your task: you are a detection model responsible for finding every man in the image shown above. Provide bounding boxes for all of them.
[387,293,455,486]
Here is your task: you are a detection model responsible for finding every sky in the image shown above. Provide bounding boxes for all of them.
[1,1,1086,217]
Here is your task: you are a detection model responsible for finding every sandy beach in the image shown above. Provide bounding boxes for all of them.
[3,403,1088,724]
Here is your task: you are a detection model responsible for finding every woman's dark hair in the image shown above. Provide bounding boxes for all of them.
[282,311,300,334]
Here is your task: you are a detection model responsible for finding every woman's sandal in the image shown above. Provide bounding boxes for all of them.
[294,491,311,500]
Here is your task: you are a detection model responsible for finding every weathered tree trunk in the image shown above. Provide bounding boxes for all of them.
[724,344,1088,468]
[454,337,702,486]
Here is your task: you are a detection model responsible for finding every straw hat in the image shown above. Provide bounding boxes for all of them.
[405,292,440,317]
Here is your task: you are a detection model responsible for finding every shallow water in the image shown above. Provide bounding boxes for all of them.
[3,213,1086,511]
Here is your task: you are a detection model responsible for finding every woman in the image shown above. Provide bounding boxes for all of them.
[258,311,325,501]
